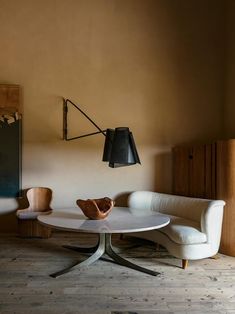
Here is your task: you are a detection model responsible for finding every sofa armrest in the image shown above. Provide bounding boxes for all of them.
[201,200,225,250]
[128,191,154,212]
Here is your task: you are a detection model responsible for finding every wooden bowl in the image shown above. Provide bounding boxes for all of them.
[76,197,114,220]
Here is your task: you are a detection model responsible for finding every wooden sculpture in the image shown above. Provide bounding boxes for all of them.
[77,197,114,220]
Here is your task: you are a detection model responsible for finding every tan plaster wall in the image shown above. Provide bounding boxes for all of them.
[0,0,223,232]
[224,0,235,137]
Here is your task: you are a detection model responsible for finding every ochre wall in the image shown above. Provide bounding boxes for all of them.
[0,0,223,232]
[225,0,235,137]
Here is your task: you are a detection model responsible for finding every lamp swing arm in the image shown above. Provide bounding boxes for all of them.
[63,98,107,141]
[62,98,141,167]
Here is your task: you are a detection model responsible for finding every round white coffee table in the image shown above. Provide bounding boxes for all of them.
[38,207,170,278]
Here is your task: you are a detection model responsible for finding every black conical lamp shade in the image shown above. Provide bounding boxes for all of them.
[102,127,141,168]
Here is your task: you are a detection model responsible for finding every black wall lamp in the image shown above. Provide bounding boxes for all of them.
[63,98,141,168]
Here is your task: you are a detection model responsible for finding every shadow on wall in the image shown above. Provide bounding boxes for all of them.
[114,192,131,207]
[154,151,172,194]
[113,151,172,205]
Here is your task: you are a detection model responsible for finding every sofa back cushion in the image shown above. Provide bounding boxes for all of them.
[128,191,211,223]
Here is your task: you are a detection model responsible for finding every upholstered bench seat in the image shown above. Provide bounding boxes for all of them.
[17,209,52,220]
[159,215,207,245]
[127,191,225,268]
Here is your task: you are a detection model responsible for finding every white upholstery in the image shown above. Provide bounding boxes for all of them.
[128,191,225,261]
[16,209,52,220]
[159,215,207,245]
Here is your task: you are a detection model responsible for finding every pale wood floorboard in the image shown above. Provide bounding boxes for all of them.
[0,232,235,314]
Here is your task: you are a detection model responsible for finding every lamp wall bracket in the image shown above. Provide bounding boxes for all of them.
[63,98,106,141]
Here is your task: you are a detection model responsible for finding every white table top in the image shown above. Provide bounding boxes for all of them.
[38,207,170,234]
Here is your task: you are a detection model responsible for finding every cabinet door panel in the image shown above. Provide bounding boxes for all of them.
[217,140,235,256]
[205,143,216,199]
[173,144,215,199]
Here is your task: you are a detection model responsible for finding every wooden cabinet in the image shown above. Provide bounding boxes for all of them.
[173,143,216,199]
[173,140,235,256]
[216,140,235,256]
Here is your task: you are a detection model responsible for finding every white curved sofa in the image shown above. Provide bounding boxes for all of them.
[128,191,225,268]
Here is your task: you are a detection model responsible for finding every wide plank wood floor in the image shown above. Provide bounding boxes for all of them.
[0,232,235,314]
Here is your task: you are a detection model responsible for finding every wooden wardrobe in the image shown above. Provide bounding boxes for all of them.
[172,139,235,257]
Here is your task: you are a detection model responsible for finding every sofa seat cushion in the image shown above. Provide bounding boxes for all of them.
[159,215,207,245]
[16,210,52,220]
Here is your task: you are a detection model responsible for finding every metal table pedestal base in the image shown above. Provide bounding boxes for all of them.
[50,233,160,278]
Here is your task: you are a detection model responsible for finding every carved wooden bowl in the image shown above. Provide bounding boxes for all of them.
[76,197,114,220]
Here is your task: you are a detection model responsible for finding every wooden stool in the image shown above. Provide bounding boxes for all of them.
[18,219,52,238]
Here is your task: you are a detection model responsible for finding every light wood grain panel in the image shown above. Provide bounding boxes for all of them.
[216,140,235,256]
[173,141,235,256]
[205,143,216,199]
